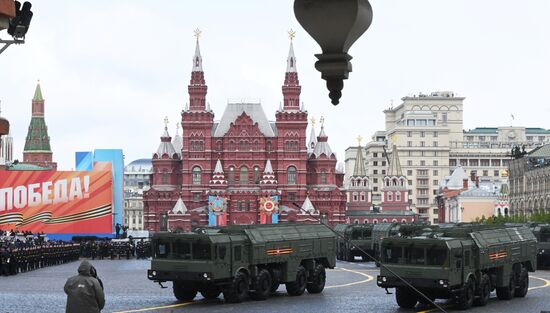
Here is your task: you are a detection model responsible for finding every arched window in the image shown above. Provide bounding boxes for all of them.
[192,166,201,185]
[228,166,235,185]
[239,140,249,151]
[320,171,327,184]
[388,192,393,201]
[162,169,169,184]
[253,167,261,184]
[240,166,248,184]
[360,192,366,201]
[396,192,401,201]
[373,219,378,224]
[287,166,297,185]
[364,220,369,224]
[353,192,358,202]
[382,219,388,223]
[401,219,407,223]
[354,219,359,224]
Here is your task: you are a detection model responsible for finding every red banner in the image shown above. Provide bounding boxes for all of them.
[0,169,113,233]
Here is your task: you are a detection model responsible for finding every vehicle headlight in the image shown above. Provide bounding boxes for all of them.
[151,271,156,276]
[203,272,209,278]
[382,277,387,282]
[439,279,444,285]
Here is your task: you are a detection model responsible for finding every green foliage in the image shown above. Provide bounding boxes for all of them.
[474,212,550,225]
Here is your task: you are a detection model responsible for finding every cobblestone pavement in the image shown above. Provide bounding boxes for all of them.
[1,259,549,313]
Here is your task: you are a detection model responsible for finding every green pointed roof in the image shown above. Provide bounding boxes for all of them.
[33,82,43,101]
[24,117,51,151]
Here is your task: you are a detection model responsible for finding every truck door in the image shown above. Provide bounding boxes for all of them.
[216,243,231,279]
[229,235,247,275]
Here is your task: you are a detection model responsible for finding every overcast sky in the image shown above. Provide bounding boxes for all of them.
[1,0,549,170]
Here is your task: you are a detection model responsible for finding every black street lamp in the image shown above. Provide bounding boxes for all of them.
[294,0,373,105]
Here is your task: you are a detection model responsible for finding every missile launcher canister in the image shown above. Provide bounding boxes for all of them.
[148,224,336,303]
[377,225,537,310]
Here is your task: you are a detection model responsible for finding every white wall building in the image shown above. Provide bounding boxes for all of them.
[345,91,549,224]
[124,158,152,230]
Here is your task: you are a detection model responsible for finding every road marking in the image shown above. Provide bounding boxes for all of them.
[326,267,373,289]
[416,305,451,313]
[113,301,193,313]
[529,275,550,291]
[415,275,550,313]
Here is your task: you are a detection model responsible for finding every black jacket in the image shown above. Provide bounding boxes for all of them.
[64,260,105,313]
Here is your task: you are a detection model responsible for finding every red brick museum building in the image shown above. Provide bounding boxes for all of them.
[143,38,346,232]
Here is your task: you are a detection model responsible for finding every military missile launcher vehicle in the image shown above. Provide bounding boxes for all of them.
[377,225,537,310]
[335,224,374,261]
[148,224,336,303]
[532,224,550,269]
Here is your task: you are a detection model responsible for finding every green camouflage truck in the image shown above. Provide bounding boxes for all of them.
[377,225,537,310]
[148,224,336,303]
[334,224,374,261]
[532,224,550,269]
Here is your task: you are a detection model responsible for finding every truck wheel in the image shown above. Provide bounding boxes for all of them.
[286,266,307,296]
[456,278,475,310]
[474,274,490,306]
[514,268,529,298]
[200,286,221,300]
[496,275,515,300]
[306,264,326,294]
[223,272,249,303]
[173,281,197,302]
[250,269,272,300]
[395,287,418,309]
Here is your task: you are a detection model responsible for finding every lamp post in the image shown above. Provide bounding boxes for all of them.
[294,0,373,105]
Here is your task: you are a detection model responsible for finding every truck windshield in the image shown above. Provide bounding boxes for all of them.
[154,240,170,259]
[384,246,402,264]
[427,246,448,266]
[192,242,212,260]
[154,239,212,260]
[383,245,448,266]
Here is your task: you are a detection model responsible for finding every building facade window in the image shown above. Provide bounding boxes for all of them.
[320,172,327,184]
[251,166,260,183]
[287,166,297,185]
[228,166,235,185]
[162,169,169,184]
[192,166,202,185]
[240,166,248,184]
